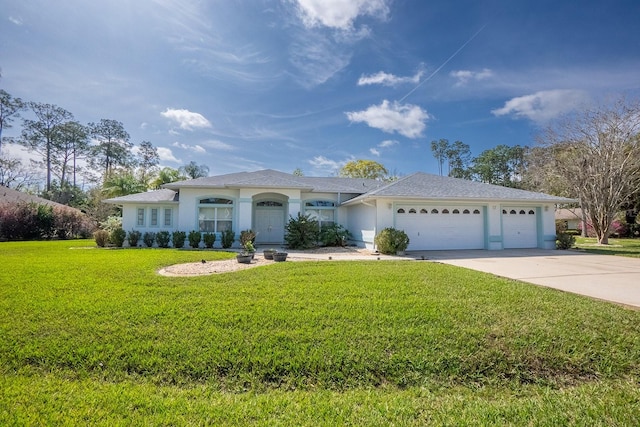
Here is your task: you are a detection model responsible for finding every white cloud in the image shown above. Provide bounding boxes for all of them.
[293,0,390,30]
[450,68,494,87]
[379,139,398,148]
[369,139,398,157]
[289,34,352,87]
[491,89,590,123]
[346,100,430,139]
[358,70,423,87]
[161,108,212,131]
[203,139,235,151]
[171,141,207,153]
[9,16,23,26]
[157,147,181,163]
[308,155,351,174]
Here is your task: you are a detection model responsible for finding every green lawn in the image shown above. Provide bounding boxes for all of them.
[1,240,640,425]
[574,237,640,258]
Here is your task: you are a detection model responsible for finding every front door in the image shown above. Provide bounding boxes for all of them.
[254,208,285,244]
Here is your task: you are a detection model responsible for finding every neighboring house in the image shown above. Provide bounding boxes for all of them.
[0,186,78,211]
[105,169,573,251]
[555,207,584,231]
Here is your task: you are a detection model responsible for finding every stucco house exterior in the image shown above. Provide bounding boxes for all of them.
[105,169,572,251]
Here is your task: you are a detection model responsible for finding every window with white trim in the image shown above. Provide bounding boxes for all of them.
[198,198,233,232]
[136,208,145,226]
[150,208,159,227]
[164,208,173,227]
[305,200,336,230]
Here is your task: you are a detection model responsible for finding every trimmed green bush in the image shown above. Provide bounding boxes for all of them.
[127,230,141,247]
[375,227,410,254]
[221,229,235,249]
[203,232,216,248]
[319,223,351,247]
[188,230,202,248]
[172,231,187,248]
[93,229,109,247]
[556,232,576,249]
[156,231,170,248]
[143,232,156,248]
[284,213,319,249]
[110,228,126,247]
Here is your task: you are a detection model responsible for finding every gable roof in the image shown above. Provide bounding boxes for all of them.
[0,186,82,212]
[104,188,179,204]
[104,170,574,205]
[163,169,384,193]
[342,172,575,204]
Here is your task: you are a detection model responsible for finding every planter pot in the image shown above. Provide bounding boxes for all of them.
[263,250,276,260]
[272,252,288,262]
[236,254,253,264]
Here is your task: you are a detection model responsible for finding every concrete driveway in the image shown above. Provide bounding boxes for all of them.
[410,249,640,308]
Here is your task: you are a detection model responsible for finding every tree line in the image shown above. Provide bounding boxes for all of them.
[0,88,210,223]
[428,98,640,244]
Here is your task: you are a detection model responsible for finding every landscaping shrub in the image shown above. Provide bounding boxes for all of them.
[99,216,122,235]
[284,213,319,249]
[110,228,126,247]
[188,230,202,248]
[93,229,109,247]
[556,232,575,249]
[53,207,95,239]
[221,229,235,249]
[127,230,141,247]
[172,230,186,248]
[374,227,410,255]
[203,232,216,248]
[35,204,55,239]
[156,231,170,248]
[143,232,156,248]
[319,223,352,247]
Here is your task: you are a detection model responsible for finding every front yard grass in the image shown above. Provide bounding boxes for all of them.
[1,240,640,425]
[574,237,640,258]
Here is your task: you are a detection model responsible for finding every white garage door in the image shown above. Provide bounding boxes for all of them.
[502,208,538,249]
[395,205,485,250]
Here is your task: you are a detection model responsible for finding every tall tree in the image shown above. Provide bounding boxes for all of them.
[339,159,388,180]
[88,119,133,182]
[53,121,89,187]
[446,140,472,179]
[539,98,640,244]
[430,139,449,176]
[0,156,38,190]
[471,145,528,188]
[0,89,26,154]
[18,103,73,191]
[137,140,160,187]
[179,161,209,179]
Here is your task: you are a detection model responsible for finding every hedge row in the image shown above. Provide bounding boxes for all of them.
[0,202,96,241]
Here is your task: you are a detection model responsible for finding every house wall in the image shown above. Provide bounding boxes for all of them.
[120,203,179,246]
[345,200,377,249]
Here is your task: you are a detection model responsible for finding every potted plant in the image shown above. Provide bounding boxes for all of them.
[236,252,253,264]
[272,251,288,262]
[243,240,256,258]
[263,248,277,260]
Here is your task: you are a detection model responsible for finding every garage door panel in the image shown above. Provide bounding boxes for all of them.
[396,206,485,250]
[502,208,537,249]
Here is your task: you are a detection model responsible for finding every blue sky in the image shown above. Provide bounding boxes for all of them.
[1,0,639,178]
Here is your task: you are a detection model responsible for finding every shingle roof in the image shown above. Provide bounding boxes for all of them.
[104,189,179,204]
[163,169,384,193]
[343,172,575,204]
[103,170,574,205]
[0,186,82,212]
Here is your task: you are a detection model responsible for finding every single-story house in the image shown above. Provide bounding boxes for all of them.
[105,169,573,250]
[555,207,584,231]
